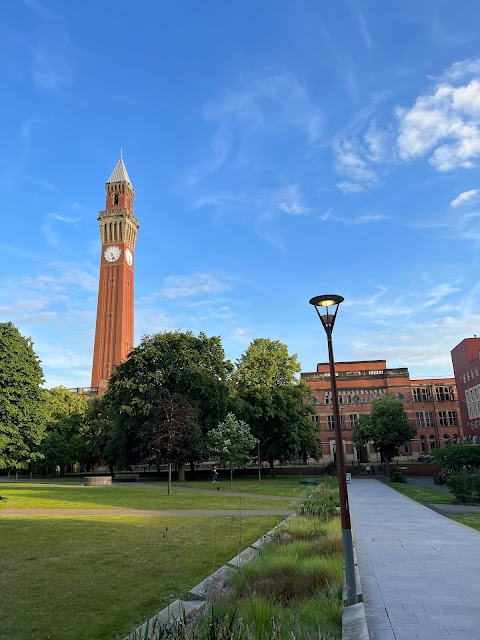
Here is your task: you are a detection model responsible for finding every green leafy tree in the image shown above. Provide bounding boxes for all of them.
[431,444,480,478]
[39,387,88,475]
[208,413,258,487]
[0,322,46,474]
[352,394,416,471]
[234,338,319,476]
[104,331,232,469]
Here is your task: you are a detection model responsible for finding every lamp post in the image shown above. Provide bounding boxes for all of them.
[309,294,357,605]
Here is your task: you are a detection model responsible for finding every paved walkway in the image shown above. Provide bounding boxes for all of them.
[0,508,293,517]
[349,479,480,640]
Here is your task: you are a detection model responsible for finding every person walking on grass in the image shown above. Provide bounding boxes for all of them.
[212,467,218,483]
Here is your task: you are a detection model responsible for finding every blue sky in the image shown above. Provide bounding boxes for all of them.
[3,0,480,388]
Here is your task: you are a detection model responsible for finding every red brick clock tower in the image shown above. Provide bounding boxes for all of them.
[91,154,139,394]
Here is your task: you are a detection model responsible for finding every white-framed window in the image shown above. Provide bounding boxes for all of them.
[350,413,359,429]
[415,412,425,427]
[413,387,432,402]
[327,415,334,430]
[435,386,455,402]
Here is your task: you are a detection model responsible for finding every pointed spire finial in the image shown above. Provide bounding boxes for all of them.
[120,147,123,159]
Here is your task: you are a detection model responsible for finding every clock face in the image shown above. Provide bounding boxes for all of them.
[125,248,133,266]
[104,245,121,262]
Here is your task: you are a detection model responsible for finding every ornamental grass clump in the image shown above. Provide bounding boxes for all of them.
[297,481,339,518]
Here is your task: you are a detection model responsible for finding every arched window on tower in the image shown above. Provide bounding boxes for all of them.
[114,194,119,205]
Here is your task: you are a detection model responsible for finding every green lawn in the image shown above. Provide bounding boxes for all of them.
[386,483,454,504]
[173,476,314,496]
[449,514,480,531]
[0,514,280,640]
[0,483,295,510]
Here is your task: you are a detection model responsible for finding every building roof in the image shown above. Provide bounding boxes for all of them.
[107,155,132,185]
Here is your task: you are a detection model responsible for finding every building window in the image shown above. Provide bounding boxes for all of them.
[425,411,434,427]
[420,435,428,453]
[448,410,458,426]
[311,415,319,423]
[443,434,451,445]
[415,412,425,427]
[435,386,454,402]
[325,392,331,405]
[340,414,346,430]
[403,441,412,454]
[429,435,437,450]
[413,387,432,402]
[327,415,334,430]
[350,414,359,429]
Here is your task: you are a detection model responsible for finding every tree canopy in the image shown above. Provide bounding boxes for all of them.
[233,338,319,475]
[208,413,258,486]
[0,322,46,471]
[103,331,233,468]
[39,387,88,474]
[352,394,416,467]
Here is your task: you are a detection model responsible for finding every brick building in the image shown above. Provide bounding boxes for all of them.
[451,337,480,441]
[301,359,462,464]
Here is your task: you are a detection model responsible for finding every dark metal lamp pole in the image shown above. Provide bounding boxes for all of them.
[309,294,357,606]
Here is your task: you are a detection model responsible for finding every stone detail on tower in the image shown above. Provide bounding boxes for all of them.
[91,155,139,394]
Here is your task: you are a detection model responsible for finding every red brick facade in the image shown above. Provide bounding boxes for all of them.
[301,359,462,463]
[451,338,480,439]
[91,158,139,395]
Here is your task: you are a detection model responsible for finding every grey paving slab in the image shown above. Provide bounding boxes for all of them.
[348,479,480,640]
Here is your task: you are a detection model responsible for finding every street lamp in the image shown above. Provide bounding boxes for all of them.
[309,294,357,606]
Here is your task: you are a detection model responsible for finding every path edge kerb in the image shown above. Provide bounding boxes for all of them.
[342,545,369,640]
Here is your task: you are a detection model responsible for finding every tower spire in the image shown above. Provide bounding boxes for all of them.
[107,154,131,185]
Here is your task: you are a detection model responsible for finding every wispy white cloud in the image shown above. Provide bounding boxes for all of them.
[144,273,231,301]
[450,189,480,207]
[320,209,389,224]
[189,73,323,184]
[32,41,72,92]
[356,10,372,60]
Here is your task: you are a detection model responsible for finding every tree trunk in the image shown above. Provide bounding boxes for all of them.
[230,464,233,489]
[269,455,275,478]
[178,463,186,482]
[15,470,18,482]
[168,462,172,496]
[7,469,10,479]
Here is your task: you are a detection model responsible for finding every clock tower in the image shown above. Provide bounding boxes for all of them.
[91,154,139,394]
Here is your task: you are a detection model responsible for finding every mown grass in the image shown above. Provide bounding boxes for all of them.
[173,477,314,497]
[0,483,294,511]
[449,514,480,531]
[0,514,280,640]
[385,483,454,504]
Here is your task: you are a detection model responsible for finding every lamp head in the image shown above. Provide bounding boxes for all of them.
[309,294,344,333]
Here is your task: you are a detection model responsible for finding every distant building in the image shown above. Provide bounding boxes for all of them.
[301,359,462,464]
[451,337,480,440]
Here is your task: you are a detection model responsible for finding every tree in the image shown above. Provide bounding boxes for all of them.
[234,338,319,476]
[0,322,46,474]
[431,444,480,478]
[103,331,232,469]
[352,394,416,471]
[39,387,88,475]
[147,392,201,491]
[208,413,258,487]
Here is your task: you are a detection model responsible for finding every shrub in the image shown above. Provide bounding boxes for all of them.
[447,472,480,504]
[389,468,406,483]
[324,461,337,476]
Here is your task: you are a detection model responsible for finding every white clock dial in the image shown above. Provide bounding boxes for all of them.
[125,248,133,266]
[104,245,121,262]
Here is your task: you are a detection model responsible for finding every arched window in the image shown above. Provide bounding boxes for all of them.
[453,434,459,444]
[443,434,451,446]
[114,194,119,205]
[429,435,436,450]
[420,435,427,453]
[403,441,412,454]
